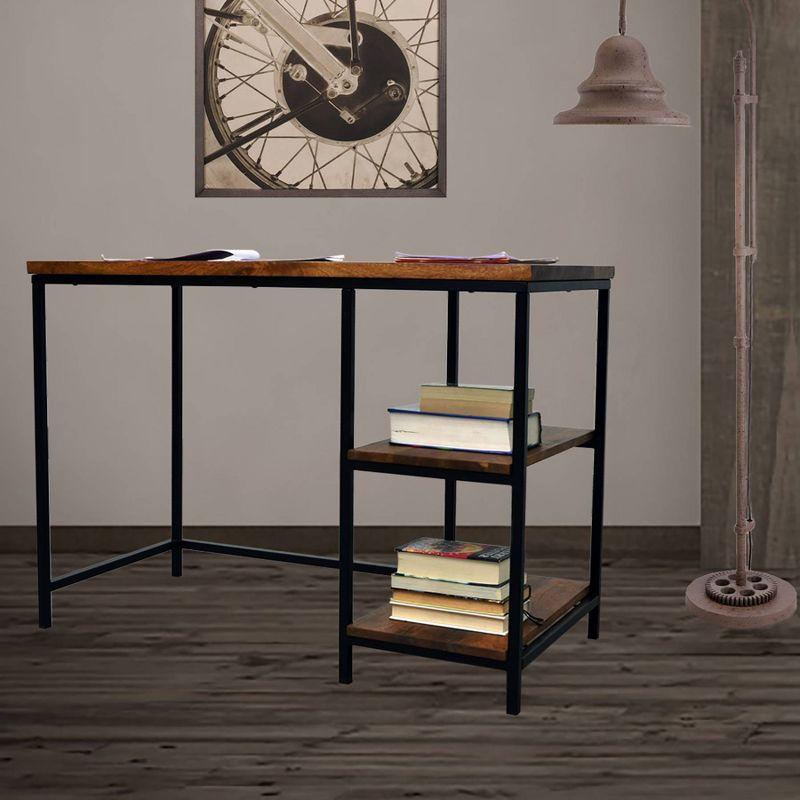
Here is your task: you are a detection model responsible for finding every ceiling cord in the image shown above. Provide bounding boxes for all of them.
[619,0,627,35]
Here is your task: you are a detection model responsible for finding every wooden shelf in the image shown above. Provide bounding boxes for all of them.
[348,575,590,662]
[348,426,594,476]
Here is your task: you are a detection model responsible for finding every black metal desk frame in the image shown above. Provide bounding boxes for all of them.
[31,272,610,717]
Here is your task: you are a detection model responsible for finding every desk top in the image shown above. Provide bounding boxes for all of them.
[28,260,614,283]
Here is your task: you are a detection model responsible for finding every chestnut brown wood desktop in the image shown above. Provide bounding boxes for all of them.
[27,259,614,715]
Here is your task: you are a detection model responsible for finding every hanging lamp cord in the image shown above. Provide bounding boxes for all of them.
[619,0,627,35]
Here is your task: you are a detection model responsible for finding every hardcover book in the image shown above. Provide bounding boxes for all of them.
[396,538,512,585]
[389,601,532,636]
[391,586,532,617]
[389,404,542,454]
[419,384,535,418]
[390,573,527,602]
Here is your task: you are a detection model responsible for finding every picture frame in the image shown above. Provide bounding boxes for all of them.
[195,0,447,197]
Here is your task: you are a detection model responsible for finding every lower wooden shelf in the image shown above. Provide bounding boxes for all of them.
[347,575,590,662]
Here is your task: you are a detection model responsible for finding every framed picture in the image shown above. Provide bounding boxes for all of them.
[196,0,446,197]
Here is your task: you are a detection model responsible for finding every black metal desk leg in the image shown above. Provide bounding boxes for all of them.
[171,285,183,577]
[32,279,52,629]
[444,291,459,540]
[339,288,356,684]
[588,289,610,640]
[506,290,530,716]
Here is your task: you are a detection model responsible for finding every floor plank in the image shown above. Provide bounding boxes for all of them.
[1,553,799,799]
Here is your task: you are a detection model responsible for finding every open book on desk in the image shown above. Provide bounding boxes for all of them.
[102,249,261,262]
[100,251,347,263]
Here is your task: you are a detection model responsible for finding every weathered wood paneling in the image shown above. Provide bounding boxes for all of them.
[702,0,800,569]
[1,554,799,798]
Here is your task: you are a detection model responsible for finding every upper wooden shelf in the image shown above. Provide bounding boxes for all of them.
[27,260,614,283]
[348,426,594,476]
[348,575,590,662]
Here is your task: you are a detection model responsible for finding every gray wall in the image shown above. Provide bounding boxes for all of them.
[0,1,700,527]
[702,0,800,569]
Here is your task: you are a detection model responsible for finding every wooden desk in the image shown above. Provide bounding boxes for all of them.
[29,259,613,283]
[28,260,614,715]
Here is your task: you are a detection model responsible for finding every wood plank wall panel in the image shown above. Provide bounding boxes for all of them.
[702,0,800,569]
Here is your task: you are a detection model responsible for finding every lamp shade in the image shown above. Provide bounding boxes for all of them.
[554,34,690,126]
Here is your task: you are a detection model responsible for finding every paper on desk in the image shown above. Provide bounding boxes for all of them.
[394,252,559,264]
[288,255,346,262]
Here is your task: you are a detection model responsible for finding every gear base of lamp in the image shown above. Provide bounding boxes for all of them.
[686,572,797,629]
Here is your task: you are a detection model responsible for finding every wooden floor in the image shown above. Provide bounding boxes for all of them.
[1,552,799,799]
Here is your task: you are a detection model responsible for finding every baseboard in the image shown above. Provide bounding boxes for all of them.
[0,526,699,560]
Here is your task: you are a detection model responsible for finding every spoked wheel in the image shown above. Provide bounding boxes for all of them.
[204,0,441,191]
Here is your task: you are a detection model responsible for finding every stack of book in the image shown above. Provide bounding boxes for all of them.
[390,538,531,636]
[389,384,541,455]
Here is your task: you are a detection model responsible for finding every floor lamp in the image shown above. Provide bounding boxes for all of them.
[554,0,797,629]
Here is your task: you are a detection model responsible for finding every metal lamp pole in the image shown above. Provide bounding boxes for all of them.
[733,0,758,590]
[685,0,795,626]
